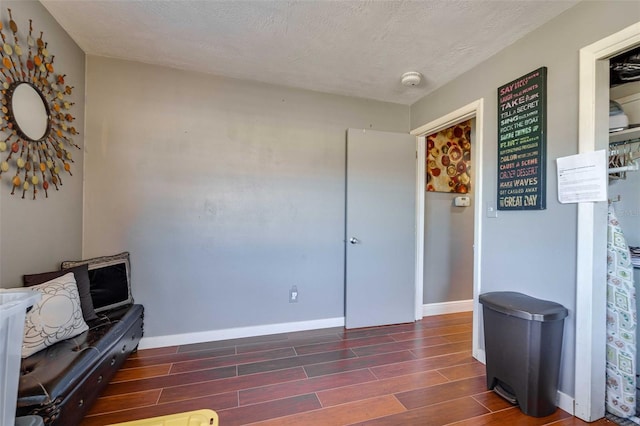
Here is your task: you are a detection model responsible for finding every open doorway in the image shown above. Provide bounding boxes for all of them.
[607,46,640,421]
[576,22,640,422]
[411,99,485,362]
[422,119,475,313]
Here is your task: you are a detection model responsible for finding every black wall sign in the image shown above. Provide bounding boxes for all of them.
[497,67,547,210]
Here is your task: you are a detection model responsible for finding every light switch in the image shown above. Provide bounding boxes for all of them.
[487,201,498,218]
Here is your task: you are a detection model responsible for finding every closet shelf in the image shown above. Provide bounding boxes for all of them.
[610,127,640,145]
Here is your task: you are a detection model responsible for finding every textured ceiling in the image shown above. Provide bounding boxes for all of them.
[40,0,579,105]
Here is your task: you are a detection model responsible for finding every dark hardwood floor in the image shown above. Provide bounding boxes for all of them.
[81,312,613,425]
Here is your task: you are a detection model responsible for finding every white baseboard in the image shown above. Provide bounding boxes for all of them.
[557,391,575,416]
[423,299,473,316]
[138,317,345,350]
[141,303,474,350]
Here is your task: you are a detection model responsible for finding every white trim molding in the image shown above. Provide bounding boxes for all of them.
[557,391,575,417]
[414,135,426,321]
[422,299,474,316]
[576,22,640,422]
[411,101,480,136]
[138,317,345,350]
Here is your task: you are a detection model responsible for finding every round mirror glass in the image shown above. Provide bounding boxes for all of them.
[11,83,49,141]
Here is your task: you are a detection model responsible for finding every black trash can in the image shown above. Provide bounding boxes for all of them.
[15,416,44,426]
[479,291,568,417]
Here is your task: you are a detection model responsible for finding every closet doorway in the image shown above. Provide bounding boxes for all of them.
[576,22,640,422]
[411,99,485,362]
[606,48,640,421]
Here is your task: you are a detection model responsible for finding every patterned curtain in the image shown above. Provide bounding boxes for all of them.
[606,203,637,419]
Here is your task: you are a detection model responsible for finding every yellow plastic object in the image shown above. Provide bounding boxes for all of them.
[108,409,218,426]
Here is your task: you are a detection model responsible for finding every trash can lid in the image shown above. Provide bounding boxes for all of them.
[479,291,568,322]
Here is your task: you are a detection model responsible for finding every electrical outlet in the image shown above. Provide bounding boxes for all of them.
[289,285,298,303]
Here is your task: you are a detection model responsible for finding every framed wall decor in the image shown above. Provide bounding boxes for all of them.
[497,67,547,210]
[0,8,79,199]
[425,119,472,194]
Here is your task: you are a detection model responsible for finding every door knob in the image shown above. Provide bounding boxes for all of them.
[349,237,360,244]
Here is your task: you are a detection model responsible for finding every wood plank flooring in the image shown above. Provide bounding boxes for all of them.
[81,312,614,425]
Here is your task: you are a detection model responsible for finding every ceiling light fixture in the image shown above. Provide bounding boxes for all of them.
[401,71,422,87]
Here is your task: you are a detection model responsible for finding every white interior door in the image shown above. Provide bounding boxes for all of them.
[345,128,416,329]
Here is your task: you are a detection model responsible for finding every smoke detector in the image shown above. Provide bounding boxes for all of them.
[401,71,423,87]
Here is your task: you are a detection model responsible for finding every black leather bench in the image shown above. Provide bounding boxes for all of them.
[17,304,144,425]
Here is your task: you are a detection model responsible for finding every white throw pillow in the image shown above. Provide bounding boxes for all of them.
[22,272,89,358]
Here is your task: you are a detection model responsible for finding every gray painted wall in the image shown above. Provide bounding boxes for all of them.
[423,194,475,304]
[0,1,85,288]
[423,123,475,304]
[83,56,409,338]
[411,0,640,399]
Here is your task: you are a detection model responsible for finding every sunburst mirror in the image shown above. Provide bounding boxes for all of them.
[0,8,78,199]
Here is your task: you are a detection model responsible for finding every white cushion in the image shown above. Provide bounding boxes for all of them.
[22,272,89,358]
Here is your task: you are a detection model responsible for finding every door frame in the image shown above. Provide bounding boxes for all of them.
[575,22,640,422]
[411,98,485,361]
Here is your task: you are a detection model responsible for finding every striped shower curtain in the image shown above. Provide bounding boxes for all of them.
[606,203,637,419]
